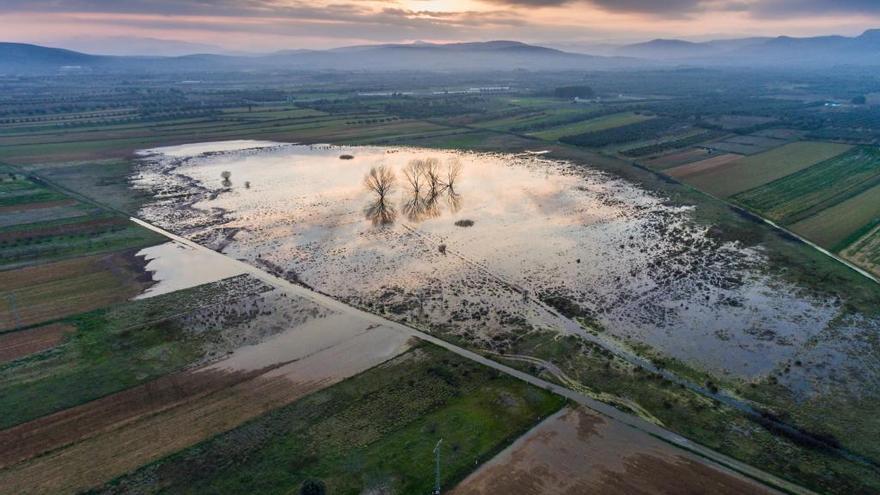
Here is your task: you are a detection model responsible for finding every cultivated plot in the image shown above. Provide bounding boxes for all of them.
[682,141,852,197]
[734,146,880,224]
[452,406,777,495]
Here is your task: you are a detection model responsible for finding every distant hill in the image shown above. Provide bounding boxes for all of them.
[2,31,880,75]
[613,30,880,66]
[0,40,640,74]
[47,37,232,57]
[267,40,636,72]
[0,43,103,71]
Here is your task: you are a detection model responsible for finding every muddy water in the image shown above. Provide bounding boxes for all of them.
[132,141,840,380]
[134,241,246,299]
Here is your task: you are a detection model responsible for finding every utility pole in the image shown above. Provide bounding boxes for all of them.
[433,439,443,495]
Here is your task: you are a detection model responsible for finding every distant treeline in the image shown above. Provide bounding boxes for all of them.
[299,96,491,119]
[552,86,595,99]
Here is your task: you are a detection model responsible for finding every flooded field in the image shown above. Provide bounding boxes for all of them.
[135,241,245,299]
[132,141,849,386]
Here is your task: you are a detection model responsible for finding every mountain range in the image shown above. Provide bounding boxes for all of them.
[1,30,878,75]
[613,30,880,65]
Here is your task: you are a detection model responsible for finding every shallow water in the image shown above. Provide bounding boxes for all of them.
[132,141,842,380]
[135,241,245,300]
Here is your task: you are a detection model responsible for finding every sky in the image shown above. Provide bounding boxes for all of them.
[1,0,880,53]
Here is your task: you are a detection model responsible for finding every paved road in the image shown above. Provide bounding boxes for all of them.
[130,216,813,495]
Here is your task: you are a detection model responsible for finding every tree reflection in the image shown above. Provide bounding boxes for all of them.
[363,165,397,225]
[364,157,463,225]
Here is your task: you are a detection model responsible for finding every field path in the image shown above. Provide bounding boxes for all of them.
[128,216,816,495]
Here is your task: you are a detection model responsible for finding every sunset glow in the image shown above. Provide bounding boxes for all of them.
[1,0,878,52]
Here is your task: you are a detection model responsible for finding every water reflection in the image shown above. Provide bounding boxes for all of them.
[368,157,463,224]
[363,165,397,225]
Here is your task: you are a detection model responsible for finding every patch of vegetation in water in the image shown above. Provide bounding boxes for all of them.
[94,343,566,495]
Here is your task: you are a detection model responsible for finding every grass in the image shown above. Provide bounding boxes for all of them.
[0,250,149,331]
[0,277,264,428]
[471,107,593,132]
[0,315,199,430]
[0,172,165,267]
[683,141,852,197]
[0,113,443,164]
[94,344,566,495]
[530,111,652,141]
[0,179,67,207]
[0,220,164,268]
[789,182,880,250]
[24,159,154,213]
[734,146,880,224]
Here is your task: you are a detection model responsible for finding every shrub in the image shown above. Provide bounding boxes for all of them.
[299,479,327,495]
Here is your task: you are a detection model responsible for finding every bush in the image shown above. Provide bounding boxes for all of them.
[299,479,327,495]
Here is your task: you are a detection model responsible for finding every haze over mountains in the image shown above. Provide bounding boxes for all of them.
[2,29,879,75]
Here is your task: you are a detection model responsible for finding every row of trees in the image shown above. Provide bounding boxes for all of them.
[363,157,462,225]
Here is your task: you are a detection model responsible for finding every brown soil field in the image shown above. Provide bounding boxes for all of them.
[0,324,412,494]
[0,199,78,214]
[0,323,74,363]
[451,406,778,495]
[0,250,152,331]
[0,366,264,469]
[0,216,128,243]
[841,224,880,277]
[643,148,713,170]
[666,153,743,179]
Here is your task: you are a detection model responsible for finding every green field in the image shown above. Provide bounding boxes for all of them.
[734,146,880,224]
[789,182,880,250]
[471,107,594,132]
[683,141,852,198]
[529,111,652,141]
[0,172,164,267]
[0,277,267,429]
[0,109,449,164]
[97,344,566,495]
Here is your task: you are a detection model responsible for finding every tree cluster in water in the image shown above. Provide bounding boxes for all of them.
[363,157,462,226]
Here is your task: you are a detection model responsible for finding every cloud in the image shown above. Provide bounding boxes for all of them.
[477,0,880,19]
[0,2,532,45]
[478,0,748,17]
[753,0,880,17]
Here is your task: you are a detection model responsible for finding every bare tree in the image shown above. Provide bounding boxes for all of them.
[419,157,442,197]
[444,158,462,193]
[363,165,396,201]
[403,159,425,196]
[364,165,397,225]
